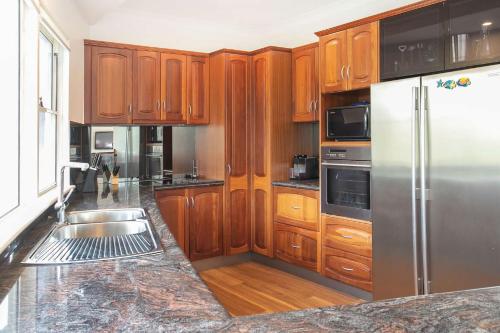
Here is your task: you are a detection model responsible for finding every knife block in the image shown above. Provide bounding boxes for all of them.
[79,168,98,193]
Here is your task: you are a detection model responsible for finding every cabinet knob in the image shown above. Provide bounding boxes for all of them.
[128,104,132,114]
[291,206,301,210]
[341,65,345,80]
[227,163,232,176]
[188,104,192,115]
[291,244,301,249]
[340,234,353,239]
[157,100,160,111]
[191,197,195,208]
[346,65,351,79]
[342,266,354,272]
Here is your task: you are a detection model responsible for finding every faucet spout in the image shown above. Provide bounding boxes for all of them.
[55,162,89,225]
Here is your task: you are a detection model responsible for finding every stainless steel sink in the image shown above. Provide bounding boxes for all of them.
[65,208,145,224]
[23,209,162,264]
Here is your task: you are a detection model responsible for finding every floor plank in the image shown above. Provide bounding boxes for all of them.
[200,261,362,316]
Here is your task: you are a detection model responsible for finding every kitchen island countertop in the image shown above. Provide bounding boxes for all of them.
[0,182,498,332]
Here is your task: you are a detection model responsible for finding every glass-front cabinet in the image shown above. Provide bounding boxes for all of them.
[380,0,500,80]
[447,0,500,69]
[380,3,446,80]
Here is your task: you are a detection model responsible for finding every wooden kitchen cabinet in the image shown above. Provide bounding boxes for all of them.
[292,45,319,122]
[155,189,188,254]
[155,186,223,261]
[323,247,372,291]
[133,50,161,122]
[319,22,379,93]
[189,186,224,261]
[90,46,133,124]
[225,54,251,255]
[274,186,319,231]
[160,53,187,123]
[322,214,373,291]
[275,223,318,271]
[187,56,209,125]
[251,49,299,258]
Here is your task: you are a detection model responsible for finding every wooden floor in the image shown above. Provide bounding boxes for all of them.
[200,262,362,316]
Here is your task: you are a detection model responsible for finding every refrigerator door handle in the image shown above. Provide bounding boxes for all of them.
[411,86,420,295]
[420,85,430,294]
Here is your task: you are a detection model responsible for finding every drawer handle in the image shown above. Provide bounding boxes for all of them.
[340,234,353,239]
[291,206,301,210]
[291,245,301,249]
[342,266,354,272]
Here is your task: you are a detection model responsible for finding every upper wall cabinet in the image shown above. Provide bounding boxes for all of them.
[292,45,319,122]
[133,50,161,123]
[320,22,379,93]
[90,46,133,124]
[187,56,210,125]
[85,41,210,125]
[380,3,445,80]
[161,53,187,123]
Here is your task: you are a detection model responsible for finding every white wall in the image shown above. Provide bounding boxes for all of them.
[40,0,89,123]
[0,0,88,254]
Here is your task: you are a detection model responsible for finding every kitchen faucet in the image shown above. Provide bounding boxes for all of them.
[54,162,89,224]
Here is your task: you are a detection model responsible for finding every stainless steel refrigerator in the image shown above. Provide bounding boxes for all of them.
[371,64,500,300]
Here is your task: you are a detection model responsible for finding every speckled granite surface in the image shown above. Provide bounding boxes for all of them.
[0,182,499,332]
[272,179,320,191]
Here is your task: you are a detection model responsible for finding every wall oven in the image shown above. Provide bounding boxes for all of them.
[321,146,371,220]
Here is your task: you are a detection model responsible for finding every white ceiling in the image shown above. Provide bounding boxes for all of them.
[72,0,417,52]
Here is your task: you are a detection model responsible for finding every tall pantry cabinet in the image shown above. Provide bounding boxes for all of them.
[250,49,299,257]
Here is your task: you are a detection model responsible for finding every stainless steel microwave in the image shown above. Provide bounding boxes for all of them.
[326,105,370,141]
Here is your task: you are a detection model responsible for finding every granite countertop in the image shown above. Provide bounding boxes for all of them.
[272,179,320,191]
[0,182,499,332]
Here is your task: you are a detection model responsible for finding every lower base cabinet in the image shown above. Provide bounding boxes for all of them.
[322,214,373,291]
[155,186,223,261]
[274,223,318,271]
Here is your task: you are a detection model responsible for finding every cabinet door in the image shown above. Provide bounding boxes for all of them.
[274,223,318,271]
[446,0,500,70]
[252,53,272,257]
[188,186,223,261]
[347,22,379,90]
[380,3,445,80]
[187,56,209,124]
[161,53,187,123]
[133,50,161,122]
[91,46,133,124]
[274,187,319,231]
[319,31,347,93]
[226,54,251,255]
[155,189,189,255]
[292,47,318,122]
[323,247,372,291]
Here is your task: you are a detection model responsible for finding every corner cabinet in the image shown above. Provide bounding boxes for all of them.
[251,50,295,257]
[155,186,223,261]
[292,45,319,122]
[90,46,133,124]
[320,22,379,93]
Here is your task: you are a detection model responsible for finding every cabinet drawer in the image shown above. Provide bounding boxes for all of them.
[323,214,372,257]
[323,247,372,291]
[274,223,318,271]
[274,187,319,231]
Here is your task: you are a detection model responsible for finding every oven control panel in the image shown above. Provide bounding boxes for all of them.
[321,147,371,161]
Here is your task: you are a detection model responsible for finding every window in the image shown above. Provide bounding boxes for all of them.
[38,27,60,194]
[0,0,20,218]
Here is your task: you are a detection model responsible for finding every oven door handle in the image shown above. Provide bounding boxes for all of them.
[321,162,371,168]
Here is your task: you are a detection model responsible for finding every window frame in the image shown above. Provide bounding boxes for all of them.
[37,24,61,195]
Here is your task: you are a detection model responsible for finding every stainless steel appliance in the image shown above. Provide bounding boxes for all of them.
[326,105,370,141]
[321,146,371,220]
[291,155,319,180]
[371,64,500,300]
[145,143,163,179]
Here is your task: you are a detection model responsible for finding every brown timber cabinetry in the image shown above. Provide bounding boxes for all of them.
[155,186,223,261]
[85,40,209,125]
[251,50,297,257]
[90,46,133,124]
[292,44,319,122]
[319,22,379,93]
[322,214,373,291]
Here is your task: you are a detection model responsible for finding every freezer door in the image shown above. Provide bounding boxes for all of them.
[422,65,500,293]
[371,77,422,300]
